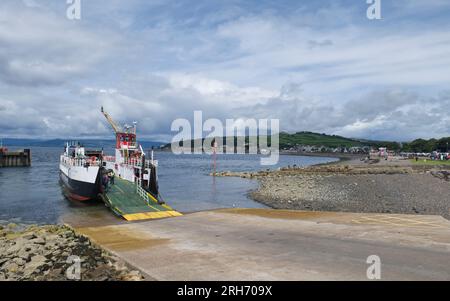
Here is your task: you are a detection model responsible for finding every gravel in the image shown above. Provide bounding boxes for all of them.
[250,170,450,220]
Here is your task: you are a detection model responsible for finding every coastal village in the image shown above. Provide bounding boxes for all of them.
[283,144,450,161]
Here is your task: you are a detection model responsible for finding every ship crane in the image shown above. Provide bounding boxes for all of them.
[101,106,137,149]
[101,106,137,135]
[101,106,122,134]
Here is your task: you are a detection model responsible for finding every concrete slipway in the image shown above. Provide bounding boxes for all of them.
[62,208,450,281]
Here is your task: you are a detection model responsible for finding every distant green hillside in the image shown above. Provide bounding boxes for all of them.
[279,132,401,150]
[279,132,362,148]
[164,131,402,150]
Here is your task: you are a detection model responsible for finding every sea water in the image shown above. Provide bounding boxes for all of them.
[0,147,338,224]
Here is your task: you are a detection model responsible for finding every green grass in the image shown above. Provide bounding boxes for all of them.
[411,159,450,165]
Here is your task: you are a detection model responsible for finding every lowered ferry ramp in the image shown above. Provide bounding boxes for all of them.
[103,177,182,221]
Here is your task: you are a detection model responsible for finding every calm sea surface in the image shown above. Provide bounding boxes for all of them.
[0,147,338,224]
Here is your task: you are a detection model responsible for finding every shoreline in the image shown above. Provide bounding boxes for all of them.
[0,222,144,281]
[280,150,358,161]
[219,154,450,220]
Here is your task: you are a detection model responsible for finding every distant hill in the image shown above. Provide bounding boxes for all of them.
[162,131,402,151]
[279,132,361,148]
[1,138,165,149]
[279,132,401,150]
[16,132,443,153]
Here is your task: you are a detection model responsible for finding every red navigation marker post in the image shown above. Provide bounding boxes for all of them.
[212,139,218,176]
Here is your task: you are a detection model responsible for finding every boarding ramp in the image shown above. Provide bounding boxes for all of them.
[102,177,182,221]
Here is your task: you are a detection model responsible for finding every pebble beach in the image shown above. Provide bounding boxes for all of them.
[215,157,450,220]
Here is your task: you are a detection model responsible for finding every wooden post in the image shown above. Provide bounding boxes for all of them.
[25,149,31,166]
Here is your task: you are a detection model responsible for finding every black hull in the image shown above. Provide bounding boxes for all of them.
[59,171,101,202]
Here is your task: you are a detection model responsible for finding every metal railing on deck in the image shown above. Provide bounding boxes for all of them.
[122,158,158,168]
[60,155,101,167]
[103,156,115,162]
[102,156,158,168]
[136,182,153,205]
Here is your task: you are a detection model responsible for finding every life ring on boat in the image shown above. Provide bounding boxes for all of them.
[90,156,97,164]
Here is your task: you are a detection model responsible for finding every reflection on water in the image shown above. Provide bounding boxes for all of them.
[0,147,338,224]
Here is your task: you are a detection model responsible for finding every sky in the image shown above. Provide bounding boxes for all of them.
[0,0,449,142]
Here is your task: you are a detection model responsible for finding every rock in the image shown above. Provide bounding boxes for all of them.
[45,234,60,241]
[51,250,61,257]
[45,268,63,280]
[22,255,48,278]
[17,249,30,260]
[121,270,143,281]
[13,257,26,266]
[61,230,73,238]
[0,258,9,266]
[0,224,142,281]
[68,241,77,247]
[30,237,46,245]
[45,242,57,250]
[5,262,19,273]
[6,238,27,253]
[112,261,127,272]
[22,233,37,240]
[24,243,40,254]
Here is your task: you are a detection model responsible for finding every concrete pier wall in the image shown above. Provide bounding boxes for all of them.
[0,149,31,167]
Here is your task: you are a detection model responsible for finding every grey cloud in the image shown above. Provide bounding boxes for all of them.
[21,0,40,8]
[0,2,117,87]
[343,90,421,122]
[2,67,450,142]
[308,39,333,49]
[238,85,450,141]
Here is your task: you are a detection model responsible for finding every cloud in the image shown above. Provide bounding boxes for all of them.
[0,0,449,142]
[308,39,333,49]
[0,1,118,87]
[22,0,40,8]
[237,85,450,141]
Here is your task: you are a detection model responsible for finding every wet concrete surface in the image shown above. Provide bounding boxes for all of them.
[63,208,450,281]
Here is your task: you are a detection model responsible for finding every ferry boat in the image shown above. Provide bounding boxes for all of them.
[59,143,103,201]
[59,107,160,202]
